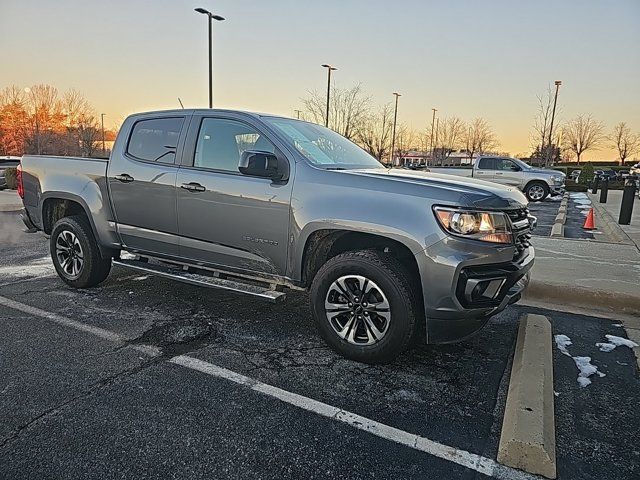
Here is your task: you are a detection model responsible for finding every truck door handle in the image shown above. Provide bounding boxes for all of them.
[495,172,503,175]
[181,182,206,192]
[115,173,134,183]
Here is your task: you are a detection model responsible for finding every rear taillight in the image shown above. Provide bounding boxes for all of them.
[16,163,24,199]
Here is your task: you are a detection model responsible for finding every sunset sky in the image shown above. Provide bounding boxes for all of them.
[1,0,639,160]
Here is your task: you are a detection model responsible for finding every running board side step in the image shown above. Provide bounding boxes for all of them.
[113,258,286,303]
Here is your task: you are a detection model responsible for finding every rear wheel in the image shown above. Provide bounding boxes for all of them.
[524,181,549,202]
[310,250,418,364]
[50,215,111,288]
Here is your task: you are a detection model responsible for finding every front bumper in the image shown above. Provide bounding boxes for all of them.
[415,235,534,344]
[549,181,565,196]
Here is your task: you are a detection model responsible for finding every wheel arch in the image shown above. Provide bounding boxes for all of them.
[299,228,423,299]
[41,193,115,258]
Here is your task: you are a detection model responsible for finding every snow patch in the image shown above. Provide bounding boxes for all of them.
[573,356,606,387]
[0,256,55,279]
[596,334,639,352]
[133,275,150,281]
[555,333,607,387]
[554,334,572,356]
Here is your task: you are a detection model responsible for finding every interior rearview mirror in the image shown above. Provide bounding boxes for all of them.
[238,150,281,180]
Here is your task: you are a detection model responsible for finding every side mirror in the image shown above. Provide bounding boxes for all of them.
[238,150,282,180]
[511,165,521,171]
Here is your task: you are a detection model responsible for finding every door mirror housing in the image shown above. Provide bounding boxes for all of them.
[510,164,522,172]
[239,150,282,180]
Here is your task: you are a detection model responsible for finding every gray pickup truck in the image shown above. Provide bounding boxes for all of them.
[18,109,535,363]
[431,156,565,202]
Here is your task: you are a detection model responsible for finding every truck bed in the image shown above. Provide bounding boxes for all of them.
[20,155,113,237]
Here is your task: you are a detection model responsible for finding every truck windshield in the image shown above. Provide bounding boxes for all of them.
[264,117,384,169]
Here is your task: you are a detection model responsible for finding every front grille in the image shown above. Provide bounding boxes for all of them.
[506,207,529,223]
[505,207,532,261]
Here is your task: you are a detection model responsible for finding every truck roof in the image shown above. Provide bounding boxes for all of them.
[127,108,291,121]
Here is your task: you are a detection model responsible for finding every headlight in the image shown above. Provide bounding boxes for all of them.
[433,207,512,244]
[550,175,563,183]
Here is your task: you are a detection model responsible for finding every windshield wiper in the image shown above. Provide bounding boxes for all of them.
[323,166,347,170]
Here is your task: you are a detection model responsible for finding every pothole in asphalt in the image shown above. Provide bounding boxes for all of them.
[130,320,218,357]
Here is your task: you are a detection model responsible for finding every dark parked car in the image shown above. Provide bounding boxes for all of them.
[594,169,617,181]
[0,156,21,189]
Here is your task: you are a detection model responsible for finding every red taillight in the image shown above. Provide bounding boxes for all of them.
[16,163,24,199]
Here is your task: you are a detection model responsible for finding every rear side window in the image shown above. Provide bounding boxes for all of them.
[127,117,184,164]
[477,158,496,170]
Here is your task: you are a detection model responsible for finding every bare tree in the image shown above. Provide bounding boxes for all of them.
[77,114,100,157]
[0,86,29,155]
[434,116,465,164]
[610,122,640,166]
[530,85,561,166]
[464,118,499,163]
[356,104,393,161]
[302,84,369,140]
[561,115,605,165]
[393,124,418,164]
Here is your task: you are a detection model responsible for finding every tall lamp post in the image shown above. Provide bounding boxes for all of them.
[100,113,106,154]
[195,7,225,108]
[390,92,401,167]
[546,80,562,165]
[321,64,337,127]
[429,107,437,167]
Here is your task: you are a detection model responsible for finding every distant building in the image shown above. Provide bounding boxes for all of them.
[393,149,477,167]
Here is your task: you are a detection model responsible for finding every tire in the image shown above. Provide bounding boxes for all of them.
[50,215,112,288]
[310,249,419,364]
[524,181,549,202]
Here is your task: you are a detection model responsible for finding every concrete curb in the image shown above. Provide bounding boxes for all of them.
[587,193,634,245]
[550,222,564,237]
[524,280,640,317]
[554,212,566,225]
[498,314,556,479]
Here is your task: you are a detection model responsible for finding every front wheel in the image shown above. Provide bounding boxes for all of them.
[50,215,112,288]
[310,250,419,364]
[524,181,549,202]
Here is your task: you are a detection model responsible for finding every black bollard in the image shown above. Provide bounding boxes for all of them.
[591,176,599,194]
[599,177,608,203]
[618,179,636,225]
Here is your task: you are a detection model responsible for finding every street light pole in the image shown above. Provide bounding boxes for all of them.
[195,8,225,108]
[434,117,439,165]
[101,113,106,154]
[547,80,562,165]
[294,109,302,119]
[390,92,401,168]
[321,64,337,127]
[429,108,437,167]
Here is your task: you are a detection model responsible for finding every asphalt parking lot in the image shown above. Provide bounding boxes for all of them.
[527,195,594,240]
[1,212,638,479]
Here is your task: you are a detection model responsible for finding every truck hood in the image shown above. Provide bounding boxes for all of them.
[343,168,528,209]
[525,168,565,177]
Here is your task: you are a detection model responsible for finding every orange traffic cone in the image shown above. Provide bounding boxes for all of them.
[583,208,595,230]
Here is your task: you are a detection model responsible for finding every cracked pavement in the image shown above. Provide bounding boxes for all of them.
[1,212,639,479]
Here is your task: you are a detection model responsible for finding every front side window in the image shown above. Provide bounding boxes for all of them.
[496,159,518,171]
[194,118,276,172]
[127,117,184,163]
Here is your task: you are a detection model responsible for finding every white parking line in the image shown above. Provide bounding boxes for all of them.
[0,294,539,480]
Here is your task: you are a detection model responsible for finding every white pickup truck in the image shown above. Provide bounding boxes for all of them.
[430,156,565,202]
